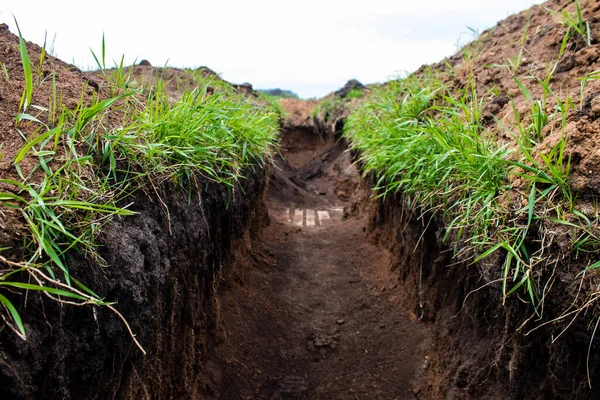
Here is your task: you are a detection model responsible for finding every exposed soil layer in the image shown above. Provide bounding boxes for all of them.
[0,169,268,399]
[268,99,359,208]
[212,99,429,399]
[367,193,600,399]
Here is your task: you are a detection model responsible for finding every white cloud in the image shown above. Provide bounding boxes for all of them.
[1,0,543,98]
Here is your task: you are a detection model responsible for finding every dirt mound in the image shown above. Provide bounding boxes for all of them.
[334,79,365,98]
[0,23,102,174]
[421,0,600,197]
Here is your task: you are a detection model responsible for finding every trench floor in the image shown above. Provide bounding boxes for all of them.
[214,195,429,399]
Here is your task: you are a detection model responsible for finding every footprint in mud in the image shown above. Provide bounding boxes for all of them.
[270,375,310,400]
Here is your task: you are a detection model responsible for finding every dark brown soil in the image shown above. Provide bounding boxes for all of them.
[0,168,269,399]
[268,99,359,208]
[212,99,429,399]
[367,189,600,399]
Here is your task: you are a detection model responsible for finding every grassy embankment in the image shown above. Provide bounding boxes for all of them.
[0,27,280,351]
[345,0,600,338]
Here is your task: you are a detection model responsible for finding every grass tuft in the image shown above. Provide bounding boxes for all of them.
[0,31,281,350]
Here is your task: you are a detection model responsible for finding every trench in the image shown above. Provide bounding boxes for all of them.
[212,103,429,399]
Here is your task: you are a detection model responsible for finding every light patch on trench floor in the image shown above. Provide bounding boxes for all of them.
[294,209,304,226]
[306,210,316,227]
[277,207,344,228]
[317,210,330,223]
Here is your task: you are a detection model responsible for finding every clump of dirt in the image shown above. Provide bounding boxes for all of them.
[334,79,365,98]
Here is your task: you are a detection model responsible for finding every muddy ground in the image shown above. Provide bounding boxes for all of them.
[212,100,429,399]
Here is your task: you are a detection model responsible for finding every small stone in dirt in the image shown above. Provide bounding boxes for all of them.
[410,385,422,395]
[336,319,345,325]
[423,355,430,369]
[67,64,82,73]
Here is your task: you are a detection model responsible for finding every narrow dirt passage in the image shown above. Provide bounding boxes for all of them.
[213,101,429,399]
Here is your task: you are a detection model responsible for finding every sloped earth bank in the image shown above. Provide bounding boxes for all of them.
[0,23,274,398]
[0,169,268,399]
[368,193,600,399]
[212,100,430,399]
[354,0,600,398]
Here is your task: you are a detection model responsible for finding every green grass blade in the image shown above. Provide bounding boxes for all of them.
[0,293,26,338]
[13,17,33,112]
[0,282,87,301]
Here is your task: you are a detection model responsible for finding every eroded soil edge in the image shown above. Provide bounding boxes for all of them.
[0,168,268,399]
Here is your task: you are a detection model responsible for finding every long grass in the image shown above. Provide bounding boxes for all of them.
[0,28,280,349]
[344,65,594,313]
[346,72,509,246]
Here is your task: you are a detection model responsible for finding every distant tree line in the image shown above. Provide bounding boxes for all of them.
[257,88,300,99]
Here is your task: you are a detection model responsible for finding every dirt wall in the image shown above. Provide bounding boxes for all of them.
[366,191,600,399]
[0,167,268,399]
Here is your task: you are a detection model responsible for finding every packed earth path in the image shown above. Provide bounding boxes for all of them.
[212,100,429,399]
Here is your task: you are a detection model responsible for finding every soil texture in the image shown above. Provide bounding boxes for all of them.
[213,100,429,399]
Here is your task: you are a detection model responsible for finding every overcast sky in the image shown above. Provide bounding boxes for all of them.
[1,0,543,98]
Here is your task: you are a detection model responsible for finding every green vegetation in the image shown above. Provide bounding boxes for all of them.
[345,72,510,258]
[346,88,364,100]
[0,29,280,349]
[344,65,595,316]
[311,95,344,122]
[257,88,299,99]
[547,0,592,47]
